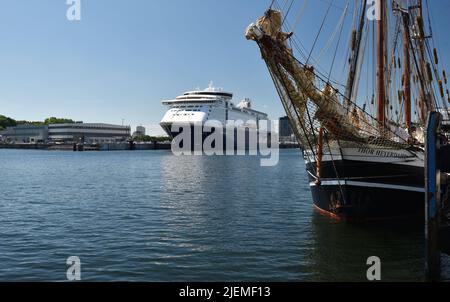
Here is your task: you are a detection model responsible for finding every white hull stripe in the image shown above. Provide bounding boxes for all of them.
[305,158,423,168]
[309,180,425,193]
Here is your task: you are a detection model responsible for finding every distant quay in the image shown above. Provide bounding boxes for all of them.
[0,142,298,151]
[0,142,172,151]
[279,142,300,149]
[0,143,49,150]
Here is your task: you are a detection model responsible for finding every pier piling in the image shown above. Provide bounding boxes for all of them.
[425,111,450,281]
[425,111,442,281]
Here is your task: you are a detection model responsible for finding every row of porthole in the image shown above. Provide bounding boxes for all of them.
[172,105,212,110]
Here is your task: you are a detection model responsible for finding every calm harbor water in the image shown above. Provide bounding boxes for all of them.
[0,149,440,281]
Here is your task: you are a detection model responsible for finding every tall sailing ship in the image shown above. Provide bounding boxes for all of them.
[246,0,449,221]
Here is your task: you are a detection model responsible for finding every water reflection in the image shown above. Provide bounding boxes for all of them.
[308,211,424,281]
[0,149,435,281]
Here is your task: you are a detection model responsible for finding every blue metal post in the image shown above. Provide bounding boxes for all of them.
[425,111,442,281]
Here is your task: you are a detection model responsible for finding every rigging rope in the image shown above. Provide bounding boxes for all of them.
[327,1,348,81]
[273,0,345,88]
[306,0,334,65]
[290,0,309,33]
[269,0,276,10]
[316,0,349,64]
[281,0,295,27]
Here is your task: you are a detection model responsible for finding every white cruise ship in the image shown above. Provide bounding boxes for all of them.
[160,83,269,148]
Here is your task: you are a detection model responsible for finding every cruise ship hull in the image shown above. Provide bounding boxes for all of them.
[160,85,270,152]
[305,156,425,222]
[160,122,270,151]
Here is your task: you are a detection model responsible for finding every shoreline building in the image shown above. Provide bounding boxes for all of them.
[48,123,131,144]
[279,116,295,143]
[1,122,131,144]
[132,126,146,138]
[1,125,49,144]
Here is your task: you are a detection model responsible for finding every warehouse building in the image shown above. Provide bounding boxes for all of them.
[279,116,295,142]
[1,122,131,144]
[1,125,49,144]
[48,123,131,143]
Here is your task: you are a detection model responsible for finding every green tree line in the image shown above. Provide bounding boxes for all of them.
[133,135,171,142]
[0,115,16,130]
[0,115,75,130]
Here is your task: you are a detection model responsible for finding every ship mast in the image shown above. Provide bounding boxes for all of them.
[376,0,386,126]
[344,1,367,110]
[402,11,412,131]
[416,0,432,122]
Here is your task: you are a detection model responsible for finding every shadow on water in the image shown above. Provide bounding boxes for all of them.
[2,149,447,281]
[158,150,429,281]
[306,211,425,282]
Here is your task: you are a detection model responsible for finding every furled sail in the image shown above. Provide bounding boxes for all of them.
[246,9,409,149]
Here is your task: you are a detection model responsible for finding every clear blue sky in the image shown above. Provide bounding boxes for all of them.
[1,0,449,135]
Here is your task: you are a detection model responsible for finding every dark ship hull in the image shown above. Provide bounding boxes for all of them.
[160,122,271,151]
[305,156,425,222]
